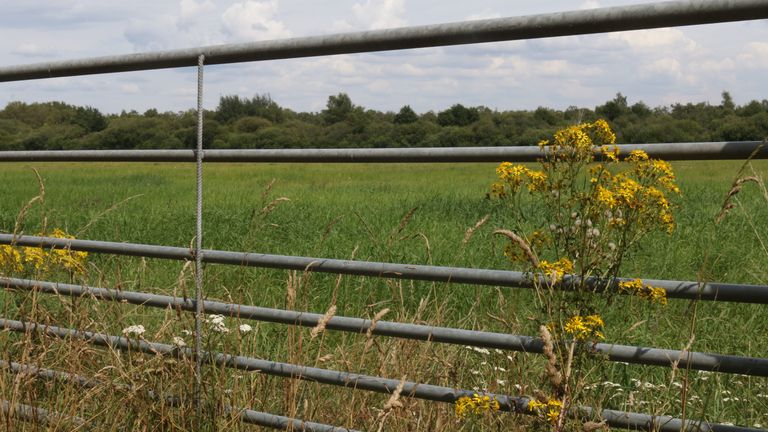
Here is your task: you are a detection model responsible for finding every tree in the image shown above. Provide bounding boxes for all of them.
[596,93,629,121]
[216,94,284,124]
[436,104,479,127]
[323,93,354,125]
[393,105,418,124]
[721,91,735,113]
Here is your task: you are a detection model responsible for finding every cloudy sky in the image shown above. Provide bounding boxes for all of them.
[0,0,766,114]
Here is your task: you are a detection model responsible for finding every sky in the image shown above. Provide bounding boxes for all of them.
[0,0,766,114]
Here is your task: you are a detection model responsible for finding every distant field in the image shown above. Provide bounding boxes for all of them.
[1,160,767,429]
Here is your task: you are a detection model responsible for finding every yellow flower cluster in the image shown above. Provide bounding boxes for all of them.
[563,314,605,340]
[538,257,573,282]
[618,278,668,305]
[492,163,548,197]
[455,394,500,418]
[590,151,678,234]
[539,119,616,162]
[527,398,563,424]
[0,229,88,275]
[601,145,620,162]
[0,245,23,273]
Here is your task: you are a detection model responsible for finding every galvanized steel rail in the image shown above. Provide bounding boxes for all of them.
[2,234,767,304]
[3,277,767,376]
[0,318,762,432]
[0,1,766,81]
[0,141,765,163]
[0,360,359,432]
[1,400,88,429]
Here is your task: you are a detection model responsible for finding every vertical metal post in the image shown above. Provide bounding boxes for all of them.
[194,54,205,428]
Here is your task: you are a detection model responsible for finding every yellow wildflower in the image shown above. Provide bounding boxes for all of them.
[596,185,617,209]
[591,119,617,145]
[0,245,23,273]
[528,398,563,424]
[455,394,500,418]
[19,229,88,274]
[601,145,620,162]
[538,257,573,282]
[22,246,47,271]
[563,314,605,340]
[525,169,548,192]
[618,278,668,305]
[627,149,649,162]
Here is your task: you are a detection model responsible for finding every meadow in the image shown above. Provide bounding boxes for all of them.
[1,159,767,430]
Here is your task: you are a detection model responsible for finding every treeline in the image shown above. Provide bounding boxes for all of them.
[0,92,766,151]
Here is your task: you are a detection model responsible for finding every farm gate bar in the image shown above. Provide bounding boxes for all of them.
[1,1,768,430]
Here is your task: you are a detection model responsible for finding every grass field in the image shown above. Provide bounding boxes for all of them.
[1,160,767,430]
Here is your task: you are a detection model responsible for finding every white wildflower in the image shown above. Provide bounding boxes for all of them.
[239,324,253,333]
[122,325,145,337]
[210,322,229,334]
[208,314,226,325]
[173,336,187,347]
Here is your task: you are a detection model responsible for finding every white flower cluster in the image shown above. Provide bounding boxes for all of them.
[172,336,187,347]
[122,325,145,337]
[239,323,252,333]
[206,314,229,333]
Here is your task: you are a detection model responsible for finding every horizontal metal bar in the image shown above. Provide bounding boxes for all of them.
[4,277,768,376]
[0,141,765,163]
[1,319,761,432]
[235,409,358,432]
[1,1,767,82]
[0,317,529,413]
[578,407,763,432]
[2,234,768,304]
[0,360,357,432]
[1,400,88,429]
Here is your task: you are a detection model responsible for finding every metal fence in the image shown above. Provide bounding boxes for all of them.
[1,1,768,430]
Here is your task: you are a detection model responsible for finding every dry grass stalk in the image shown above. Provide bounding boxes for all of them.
[716,175,759,224]
[364,308,390,352]
[286,271,298,310]
[394,207,418,236]
[539,325,562,389]
[583,420,608,431]
[260,178,277,201]
[12,168,45,239]
[258,197,291,217]
[76,194,144,236]
[462,214,490,244]
[494,229,540,267]
[310,305,337,339]
[319,215,343,247]
[375,377,406,432]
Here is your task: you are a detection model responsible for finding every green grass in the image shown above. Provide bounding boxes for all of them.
[1,160,767,430]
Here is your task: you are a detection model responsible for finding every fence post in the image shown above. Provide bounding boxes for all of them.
[194,53,206,429]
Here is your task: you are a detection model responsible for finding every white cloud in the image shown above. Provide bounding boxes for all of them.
[335,0,406,31]
[608,28,698,52]
[465,10,502,21]
[221,1,290,42]
[178,0,216,29]
[738,42,768,68]
[11,43,55,58]
[642,58,683,80]
[120,83,140,94]
[579,1,601,10]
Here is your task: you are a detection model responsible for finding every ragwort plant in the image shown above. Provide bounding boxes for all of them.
[487,120,680,430]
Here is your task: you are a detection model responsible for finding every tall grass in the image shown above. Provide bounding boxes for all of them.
[1,160,767,430]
